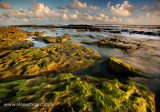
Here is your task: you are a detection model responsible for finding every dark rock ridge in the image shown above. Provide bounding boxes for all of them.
[13,25,59,29]
[121,29,160,36]
[60,25,103,32]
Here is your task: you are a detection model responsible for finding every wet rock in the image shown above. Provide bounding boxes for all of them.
[82,38,139,52]
[27,32,44,36]
[121,29,129,32]
[98,40,138,52]
[0,73,155,112]
[75,35,83,37]
[88,34,103,38]
[89,28,103,32]
[51,29,56,32]
[76,29,86,32]
[107,57,150,78]
[109,30,121,33]
[144,32,154,36]
[81,41,97,45]
[0,42,101,81]
[109,37,120,42]
[35,36,72,43]
[0,26,36,50]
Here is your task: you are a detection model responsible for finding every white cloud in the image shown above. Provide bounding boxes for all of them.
[28,3,59,18]
[70,14,78,19]
[89,5,99,10]
[149,3,160,12]
[111,1,135,17]
[155,11,160,16]
[0,2,13,9]
[2,2,61,21]
[70,11,121,23]
[146,13,150,17]
[0,2,121,24]
[142,5,148,11]
[67,0,99,10]
[149,3,160,17]
[107,2,111,8]
[58,8,69,19]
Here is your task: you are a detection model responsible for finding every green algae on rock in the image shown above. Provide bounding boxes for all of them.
[0,27,44,50]
[0,42,101,82]
[107,57,150,78]
[82,37,139,52]
[0,73,155,112]
[34,36,72,43]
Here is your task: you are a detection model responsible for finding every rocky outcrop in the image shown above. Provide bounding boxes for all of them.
[34,36,72,43]
[61,25,102,32]
[82,37,139,52]
[0,42,101,82]
[0,73,155,112]
[0,27,40,50]
[107,57,150,78]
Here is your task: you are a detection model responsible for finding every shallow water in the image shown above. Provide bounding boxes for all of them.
[22,27,160,77]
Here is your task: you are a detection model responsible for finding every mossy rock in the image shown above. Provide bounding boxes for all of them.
[0,42,101,82]
[82,39,138,52]
[35,36,72,43]
[107,57,150,78]
[51,30,56,32]
[0,73,155,112]
[0,27,42,50]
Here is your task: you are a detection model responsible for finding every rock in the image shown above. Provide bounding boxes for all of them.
[0,42,101,82]
[13,25,59,29]
[75,35,83,37]
[0,73,155,112]
[81,41,97,45]
[89,28,103,32]
[43,36,72,43]
[76,29,86,32]
[34,32,44,36]
[121,29,129,32]
[0,26,36,50]
[34,36,72,43]
[89,35,96,38]
[98,40,138,52]
[109,31,121,33]
[109,37,120,42]
[27,32,44,36]
[51,29,56,32]
[107,57,150,78]
[82,38,138,52]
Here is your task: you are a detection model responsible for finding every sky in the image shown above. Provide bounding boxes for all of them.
[0,0,160,25]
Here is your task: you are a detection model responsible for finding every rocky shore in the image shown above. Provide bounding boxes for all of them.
[0,26,156,112]
[82,37,140,52]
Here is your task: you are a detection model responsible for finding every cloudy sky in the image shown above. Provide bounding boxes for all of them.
[0,0,160,25]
